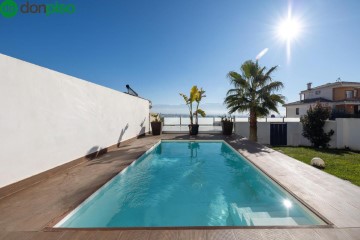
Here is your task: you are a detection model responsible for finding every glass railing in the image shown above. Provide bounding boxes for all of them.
[163,117,223,132]
[161,116,300,132]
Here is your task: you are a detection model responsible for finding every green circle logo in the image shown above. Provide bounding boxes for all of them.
[0,0,18,18]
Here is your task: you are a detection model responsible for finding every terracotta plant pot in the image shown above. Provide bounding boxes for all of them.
[188,124,199,135]
[151,122,162,135]
[222,121,233,135]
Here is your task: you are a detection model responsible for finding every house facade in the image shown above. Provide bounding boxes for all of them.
[284,81,360,117]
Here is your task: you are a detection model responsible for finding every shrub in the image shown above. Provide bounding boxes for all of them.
[300,102,334,148]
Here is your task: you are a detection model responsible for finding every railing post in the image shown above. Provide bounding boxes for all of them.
[180,115,182,126]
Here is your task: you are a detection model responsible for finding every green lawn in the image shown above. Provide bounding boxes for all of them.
[272,146,360,186]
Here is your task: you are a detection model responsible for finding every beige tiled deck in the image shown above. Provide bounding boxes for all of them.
[0,134,359,240]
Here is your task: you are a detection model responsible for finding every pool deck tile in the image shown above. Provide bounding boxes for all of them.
[232,229,265,240]
[29,231,65,240]
[314,228,355,240]
[286,228,322,240]
[149,230,179,240]
[57,231,92,240]
[178,230,206,240]
[207,229,236,240]
[0,133,359,240]
[118,230,150,240]
[0,231,37,240]
[259,229,294,240]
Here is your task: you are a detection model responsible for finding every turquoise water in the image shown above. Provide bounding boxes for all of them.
[57,141,326,227]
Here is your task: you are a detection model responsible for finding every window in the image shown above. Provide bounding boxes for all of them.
[296,108,299,115]
[315,90,321,95]
[354,90,358,97]
[337,107,345,113]
[346,90,354,99]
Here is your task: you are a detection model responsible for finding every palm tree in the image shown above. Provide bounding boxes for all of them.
[224,60,285,142]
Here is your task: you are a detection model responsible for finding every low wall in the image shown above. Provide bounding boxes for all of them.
[0,54,150,188]
[336,118,359,150]
[235,118,360,150]
[234,122,270,145]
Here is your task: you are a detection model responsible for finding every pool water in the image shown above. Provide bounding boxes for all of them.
[56,141,326,227]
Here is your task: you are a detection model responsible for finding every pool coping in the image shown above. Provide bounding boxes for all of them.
[46,139,333,231]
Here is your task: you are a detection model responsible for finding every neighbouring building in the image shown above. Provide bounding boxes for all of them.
[284,81,360,117]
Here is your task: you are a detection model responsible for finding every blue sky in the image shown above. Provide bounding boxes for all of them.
[1,0,360,115]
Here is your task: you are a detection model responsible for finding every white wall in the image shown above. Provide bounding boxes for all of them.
[286,102,336,118]
[336,118,360,150]
[0,54,150,188]
[234,122,249,140]
[319,87,333,100]
[286,106,298,118]
[234,119,359,150]
[234,122,270,145]
[303,86,333,100]
[286,122,310,146]
[285,121,337,147]
[286,104,311,117]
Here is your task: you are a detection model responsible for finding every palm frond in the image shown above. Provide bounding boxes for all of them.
[225,60,284,118]
[259,81,284,93]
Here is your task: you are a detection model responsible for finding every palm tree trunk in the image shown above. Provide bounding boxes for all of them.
[249,110,257,142]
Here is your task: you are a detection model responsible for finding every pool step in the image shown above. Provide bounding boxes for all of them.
[242,212,270,226]
[251,217,310,226]
[238,208,288,226]
[229,204,247,225]
[229,203,307,226]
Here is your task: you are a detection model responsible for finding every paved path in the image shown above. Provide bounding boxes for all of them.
[0,134,359,239]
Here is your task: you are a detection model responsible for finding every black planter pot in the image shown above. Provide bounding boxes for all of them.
[222,121,233,135]
[151,122,162,135]
[188,124,199,135]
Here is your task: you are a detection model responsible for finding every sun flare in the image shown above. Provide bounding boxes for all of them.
[278,18,301,41]
[276,6,303,63]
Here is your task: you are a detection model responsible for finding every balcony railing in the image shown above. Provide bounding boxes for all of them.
[330,112,360,120]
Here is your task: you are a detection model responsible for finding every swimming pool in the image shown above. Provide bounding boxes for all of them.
[55,140,327,227]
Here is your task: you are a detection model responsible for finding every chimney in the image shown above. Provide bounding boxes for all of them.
[307,82,312,90]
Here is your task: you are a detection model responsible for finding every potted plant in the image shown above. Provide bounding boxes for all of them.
[150,113,162,135]
[221,116,234,135]
[180,86,206,135]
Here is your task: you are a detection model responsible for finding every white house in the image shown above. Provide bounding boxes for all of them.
[284,81,360,117]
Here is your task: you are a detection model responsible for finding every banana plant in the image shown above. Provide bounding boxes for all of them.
[193,87,206,124]
[180,86,206,125]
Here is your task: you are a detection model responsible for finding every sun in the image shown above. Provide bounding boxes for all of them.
[278,18,301,41]
[276,6,304,63]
